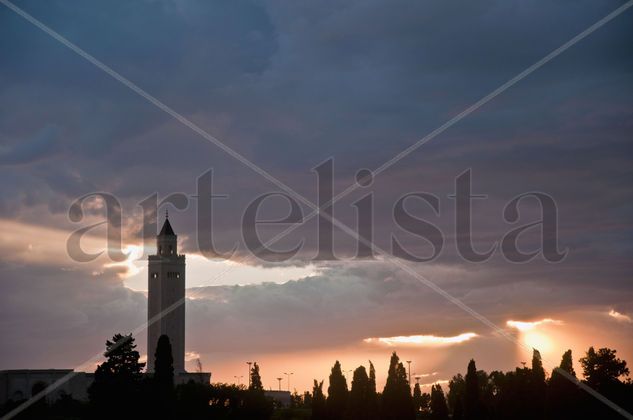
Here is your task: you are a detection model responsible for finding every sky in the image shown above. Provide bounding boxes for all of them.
[1,0,632,394]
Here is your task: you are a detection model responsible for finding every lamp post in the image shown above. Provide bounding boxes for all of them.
[247,362,253,387]
[414,375,421,385]
[276,377,283,391]
[284,372,294,392]
[234,375,244,386]
[406,361,412,387]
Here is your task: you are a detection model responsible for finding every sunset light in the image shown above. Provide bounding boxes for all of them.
[608,309,632,323]
[364,332,478,347]
[506,318,562,332]
[2,0,633,418]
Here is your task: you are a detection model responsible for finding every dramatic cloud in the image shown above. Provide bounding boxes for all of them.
[609,309,633,323]
[0,0,632,392]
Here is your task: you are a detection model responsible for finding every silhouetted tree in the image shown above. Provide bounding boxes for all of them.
[579,347,631,418]
[430,384,449,420]
[421,392,431,414]
[249,362,264,391]
[88,333,145,418]
[531,349,547,418]
[381,352,414,420]
[464,359,482,419]
[312,380,327,420]
[152,334,175,416]
[412,382,422,413]
[367,360,379,417]
[244,362,273,418]
[448,373,464,419]
[547,349,580,419]
[581,347,629,391]
[154,335,174,389]
[490,366,532,420]
[349,365,373,419]
[327,361,349,420]
[369,361,377,394]
[560,349,575,376]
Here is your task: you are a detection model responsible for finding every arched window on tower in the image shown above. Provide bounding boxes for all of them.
[169,245,173,255]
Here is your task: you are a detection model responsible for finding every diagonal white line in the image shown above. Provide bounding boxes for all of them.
[191,0,633,273]
[264,0,633,246]
[371,0,633,179]
[2,0,632,418]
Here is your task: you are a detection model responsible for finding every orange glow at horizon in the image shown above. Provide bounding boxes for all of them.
[364,332,478,347]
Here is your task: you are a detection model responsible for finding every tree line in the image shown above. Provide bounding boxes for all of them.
[306,348,632,420]
[1,332,631,419]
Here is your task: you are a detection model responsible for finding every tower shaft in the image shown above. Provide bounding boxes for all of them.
[147,218,186,373]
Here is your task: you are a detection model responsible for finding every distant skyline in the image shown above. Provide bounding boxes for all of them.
[1,0,632,396]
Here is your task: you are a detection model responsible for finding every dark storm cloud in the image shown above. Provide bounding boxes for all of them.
[0,0,632,370]
[0,261,146,368]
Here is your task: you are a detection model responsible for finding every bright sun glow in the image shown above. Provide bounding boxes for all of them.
[506,318,562,331]
[506,318,563,354]
[103,244,144,278]
[522,331,554,353]
[364,332,477,347]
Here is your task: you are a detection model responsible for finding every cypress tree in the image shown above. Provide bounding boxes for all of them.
[464,359,481,419]
[153,334,175,415]
[430,384,449,420]
[327,361,349,420]
[559,349,575,376]
[349,366,371,419]
[368,361,379,419]
[154,335,174,390]
[413,382,422,413]
[531,349,546,417]
[547,349,579,419]
[381,352,414,420]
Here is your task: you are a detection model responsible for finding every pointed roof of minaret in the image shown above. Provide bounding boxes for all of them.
[159,210,176,236]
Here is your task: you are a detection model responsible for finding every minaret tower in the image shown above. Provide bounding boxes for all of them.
[147,211,186,373]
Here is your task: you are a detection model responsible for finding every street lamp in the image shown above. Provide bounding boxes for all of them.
[247,362,253,387]
[276,377,283,391]
[284,372,294,392]
[406,361,412,387]
[414,375,421,385]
